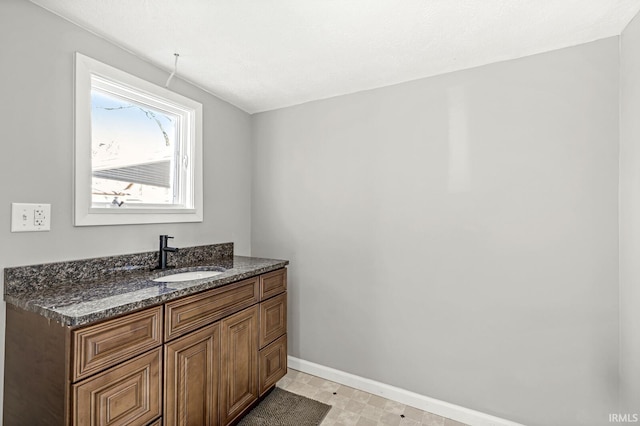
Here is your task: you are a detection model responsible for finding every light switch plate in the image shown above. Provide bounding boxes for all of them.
[11,203,51,232]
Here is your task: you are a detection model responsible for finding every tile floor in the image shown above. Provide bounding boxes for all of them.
[276,369,469,426]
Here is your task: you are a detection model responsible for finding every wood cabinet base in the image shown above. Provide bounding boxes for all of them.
[3,268,288,426]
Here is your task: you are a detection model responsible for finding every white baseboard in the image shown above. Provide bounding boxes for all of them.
[288,356,525,426]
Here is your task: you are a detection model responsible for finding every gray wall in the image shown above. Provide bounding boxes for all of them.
[251,38,620,426]
[620,11,640,416]
[0,0,252,418]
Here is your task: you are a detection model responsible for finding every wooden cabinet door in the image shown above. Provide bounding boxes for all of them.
[73,348,162,426]
[259,268,287,301]
[73,306,163,381]
[220,306,259,425]
[165,323,220,426]
[259,292,287,348]
[259,334,287,396]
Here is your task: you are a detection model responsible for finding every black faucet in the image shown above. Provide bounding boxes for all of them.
[158,235,178,270]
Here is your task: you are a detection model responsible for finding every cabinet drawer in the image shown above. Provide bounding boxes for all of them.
[165,277,259,341]
[73,306,162,381]
[73,348,162,426]
[259,292,287,348]
[259,334,287,396]
[259,269,287,300]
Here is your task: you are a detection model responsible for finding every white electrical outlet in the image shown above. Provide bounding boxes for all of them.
[34,208,45,226]
[11,203,51,232]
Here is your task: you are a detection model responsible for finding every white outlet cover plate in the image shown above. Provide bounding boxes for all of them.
[11,203,51,232]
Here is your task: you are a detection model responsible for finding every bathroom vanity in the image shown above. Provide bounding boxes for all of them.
[3,243,288,426]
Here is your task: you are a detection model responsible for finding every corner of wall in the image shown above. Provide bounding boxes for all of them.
[618,6,640,415]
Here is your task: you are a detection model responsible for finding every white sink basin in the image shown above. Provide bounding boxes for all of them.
[153,270,223,282]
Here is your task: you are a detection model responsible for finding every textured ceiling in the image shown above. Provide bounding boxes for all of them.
[29,0,640,113]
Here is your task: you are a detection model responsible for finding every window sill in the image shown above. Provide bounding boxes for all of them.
[75,209,203,226]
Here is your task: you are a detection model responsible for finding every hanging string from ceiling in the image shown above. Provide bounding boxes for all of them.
[165,53,180,88]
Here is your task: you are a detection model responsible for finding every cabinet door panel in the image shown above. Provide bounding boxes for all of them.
[259,292,287,348]
[259,334,287,396]
[259,269,286,301]
[220,306,258,425]
[73,306,162,381]
[165,323,220,426]
[165,278,258,341]
[73,348,162,426]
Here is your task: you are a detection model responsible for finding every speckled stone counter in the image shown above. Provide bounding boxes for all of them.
[4,243,288,327]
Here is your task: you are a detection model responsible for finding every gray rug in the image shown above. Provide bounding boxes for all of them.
[238,387,332,426]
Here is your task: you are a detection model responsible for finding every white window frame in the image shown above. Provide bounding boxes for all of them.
[74,52,203,226]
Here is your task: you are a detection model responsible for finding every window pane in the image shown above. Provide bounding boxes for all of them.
[90,89,179,206]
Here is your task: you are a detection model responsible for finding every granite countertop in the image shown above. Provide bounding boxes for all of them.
[4,243,288,327]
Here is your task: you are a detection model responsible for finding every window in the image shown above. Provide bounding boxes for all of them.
[74,53,203,226]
